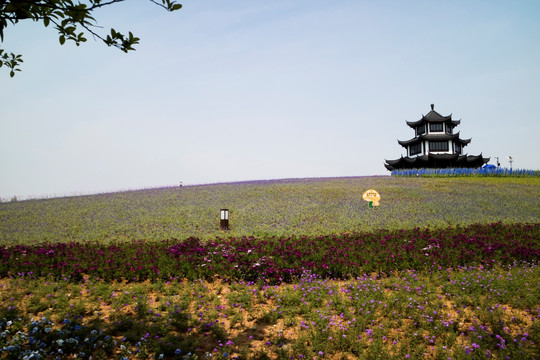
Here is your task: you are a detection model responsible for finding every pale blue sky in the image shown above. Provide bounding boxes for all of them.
[1,0,539,199]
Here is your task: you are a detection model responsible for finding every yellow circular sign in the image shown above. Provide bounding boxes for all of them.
[362,189,381,206]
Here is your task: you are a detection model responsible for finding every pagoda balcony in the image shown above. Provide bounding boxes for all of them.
[397,132,467,147]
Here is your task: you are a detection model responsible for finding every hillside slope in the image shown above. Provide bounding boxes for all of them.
[1,176,538,245]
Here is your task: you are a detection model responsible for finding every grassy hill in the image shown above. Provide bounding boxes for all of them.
[1,176,539,245]
[1,176,539,360]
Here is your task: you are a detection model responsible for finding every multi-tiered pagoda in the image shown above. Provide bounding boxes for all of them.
[384,104,489,171]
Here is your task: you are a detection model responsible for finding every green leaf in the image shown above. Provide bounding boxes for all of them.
[2,0,183,77]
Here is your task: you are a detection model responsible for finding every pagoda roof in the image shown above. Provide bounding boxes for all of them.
[384,153,490,171]
[397,132,471,147]
[406,104,461,128]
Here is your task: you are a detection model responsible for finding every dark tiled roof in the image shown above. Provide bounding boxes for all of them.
[406,105,461,127]
[384,153,490,170]
[397,132,471,147]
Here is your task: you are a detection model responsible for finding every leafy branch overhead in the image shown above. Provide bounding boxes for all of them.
[0,0,182,77]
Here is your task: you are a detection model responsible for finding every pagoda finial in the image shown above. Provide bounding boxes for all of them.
[431,104,434,110]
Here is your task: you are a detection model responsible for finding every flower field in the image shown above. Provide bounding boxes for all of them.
[391,167,538,177]
[1,177,539,245]
[1,223,539,283]
[0,176,539,359]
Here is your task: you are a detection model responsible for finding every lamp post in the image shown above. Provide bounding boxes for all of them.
[220,209,229,230]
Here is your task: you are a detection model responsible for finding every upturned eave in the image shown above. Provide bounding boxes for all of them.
[397,133,464,147]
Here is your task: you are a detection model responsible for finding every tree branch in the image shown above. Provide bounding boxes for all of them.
[1,0,182,76]
[148,0,169,11]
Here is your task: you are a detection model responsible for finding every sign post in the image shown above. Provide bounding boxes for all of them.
[362,189,381,209]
